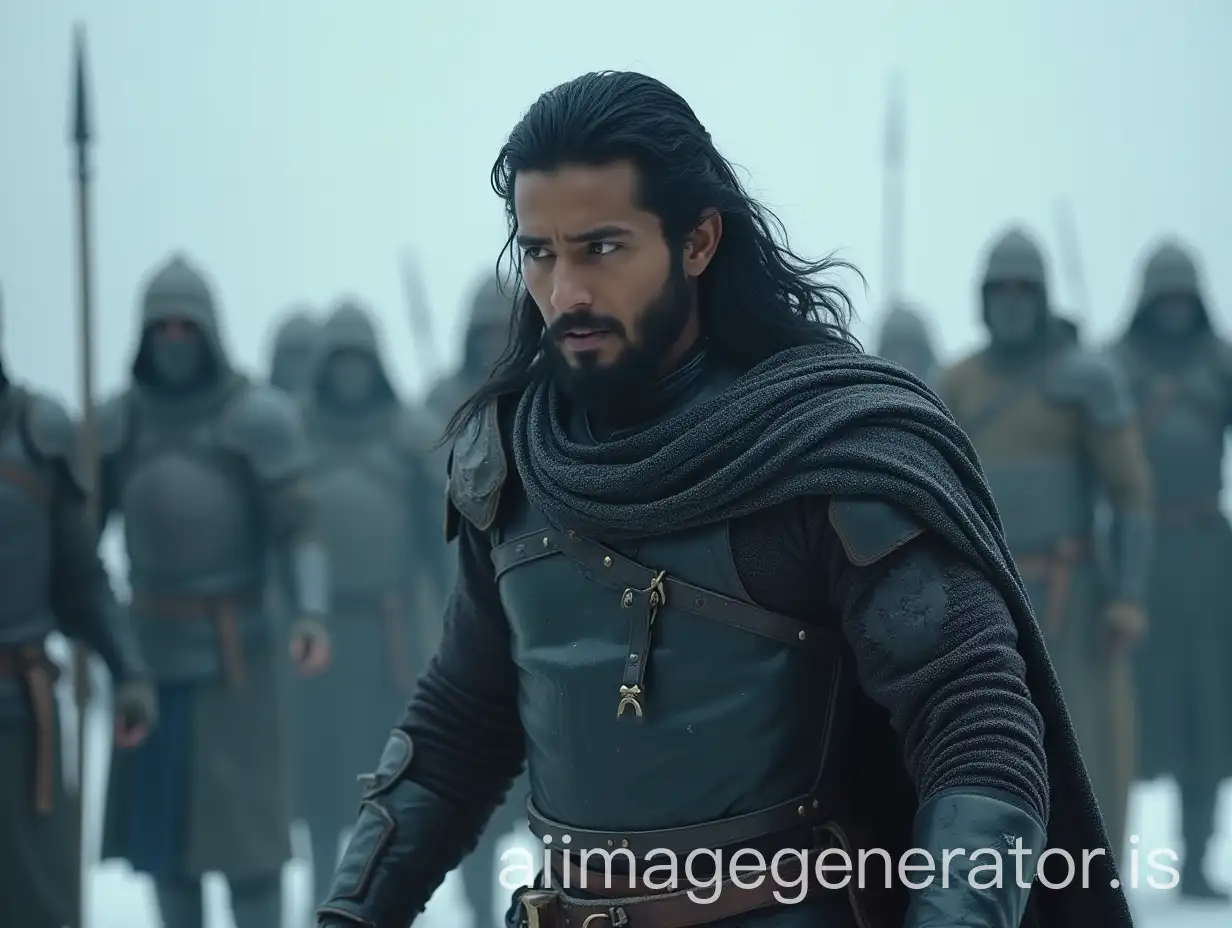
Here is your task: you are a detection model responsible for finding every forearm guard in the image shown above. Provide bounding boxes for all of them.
[317,730,492,927]
[903,788,1046,928]
[283,540,330,619]
[1108,507,1153,605]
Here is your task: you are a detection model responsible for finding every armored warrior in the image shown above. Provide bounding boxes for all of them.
[296,297,445,908]
[1112,239,1232,900]
[96,254,331,928]
[873,302,939,387]
[319,73,1131,928]
[268,304,321,396]
[425,273,513,420]
[0,286,156,928]
[938,228,1153,863]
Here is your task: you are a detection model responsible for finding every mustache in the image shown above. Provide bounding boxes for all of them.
[545,311,627,341]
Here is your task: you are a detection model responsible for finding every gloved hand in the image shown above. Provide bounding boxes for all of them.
[290,617,331,676]
[114,679,157,748]
[1104,600,1146,649]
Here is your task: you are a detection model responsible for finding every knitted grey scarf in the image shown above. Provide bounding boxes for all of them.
[511,342,1003,553]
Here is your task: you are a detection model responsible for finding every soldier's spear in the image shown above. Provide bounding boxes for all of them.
[68,25,98,928]
[400,248,441,383]
[1053,198,1091,323]
[881,72,906,310]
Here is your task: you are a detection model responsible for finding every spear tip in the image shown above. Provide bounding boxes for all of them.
[71,23,92,146]
[884,72,906,165]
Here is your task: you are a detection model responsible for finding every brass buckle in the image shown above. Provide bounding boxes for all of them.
[582,907,629,927]
[519,890,558,928]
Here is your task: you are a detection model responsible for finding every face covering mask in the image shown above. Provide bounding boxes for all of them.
[148,333,206,387]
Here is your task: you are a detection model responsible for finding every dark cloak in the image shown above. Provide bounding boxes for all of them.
[509,340,1131,927]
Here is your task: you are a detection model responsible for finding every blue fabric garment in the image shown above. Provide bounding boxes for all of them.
[123,682,192,876]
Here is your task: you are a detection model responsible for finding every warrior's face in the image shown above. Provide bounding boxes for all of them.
[146,317,207,387]
[514,160,718,408]
[984,281,1044,348]
[1145,294,1200,337]
[324,348,377,403]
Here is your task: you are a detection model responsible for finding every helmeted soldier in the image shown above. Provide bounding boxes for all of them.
[873,302,938,386]
[267,304,321,396]
[317,73,1132,928]
[0,284,157,928]
[295,297,446,909]
[425,273,512,422]
[1111,239,1232,900]
[426,273,532,926]
[938,227,1154,862]
[95,253,331,928]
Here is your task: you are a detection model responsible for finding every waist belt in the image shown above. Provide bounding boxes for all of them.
[330,588,417,694]
[1014,537,1090,636]
[132,591,258,689]
[527,795,825,860]
[0,644,59,815]
[518,821,882,928]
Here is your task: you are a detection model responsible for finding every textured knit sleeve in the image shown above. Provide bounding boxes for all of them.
[729,497,1048,822]
[827,521,1050,822]
[397,518,526,808]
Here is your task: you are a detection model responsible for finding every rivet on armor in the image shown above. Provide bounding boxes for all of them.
[621,839,629,848]
[694,596,705,607]
[797,805,806,816]
[812,798,820,809]
[607,839,614,847]
[798,630,806,641]
[603,556,612,567]
[629,653,639,664]
[542,536,550,547]
[516,544,525,557]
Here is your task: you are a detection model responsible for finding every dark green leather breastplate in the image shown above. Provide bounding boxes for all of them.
[492,489,849,854]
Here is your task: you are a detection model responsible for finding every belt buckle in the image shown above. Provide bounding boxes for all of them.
[519,890,558,928]
[583,908,629,927]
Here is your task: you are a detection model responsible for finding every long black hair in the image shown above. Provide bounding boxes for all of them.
[443,70,862,445]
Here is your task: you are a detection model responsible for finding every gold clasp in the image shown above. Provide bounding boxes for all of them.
[620,570,667,619]
[616,570,666,718]
[616,685,643,717]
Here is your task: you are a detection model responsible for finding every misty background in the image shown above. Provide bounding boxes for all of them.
[2,1,1230,926]
[3,1,1229,406]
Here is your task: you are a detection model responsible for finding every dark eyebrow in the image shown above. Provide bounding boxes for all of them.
[515,225,633,248]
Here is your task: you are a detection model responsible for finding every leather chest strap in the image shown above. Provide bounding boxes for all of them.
[491,527,835,652]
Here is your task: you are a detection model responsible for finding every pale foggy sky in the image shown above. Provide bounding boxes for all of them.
[1,0,1229,408]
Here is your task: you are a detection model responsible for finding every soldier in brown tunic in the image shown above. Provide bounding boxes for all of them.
[938,227,1154,862]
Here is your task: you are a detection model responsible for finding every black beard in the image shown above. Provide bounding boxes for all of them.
[543,262,692,422]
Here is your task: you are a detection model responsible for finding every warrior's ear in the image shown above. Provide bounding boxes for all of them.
[828,497,926,567]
